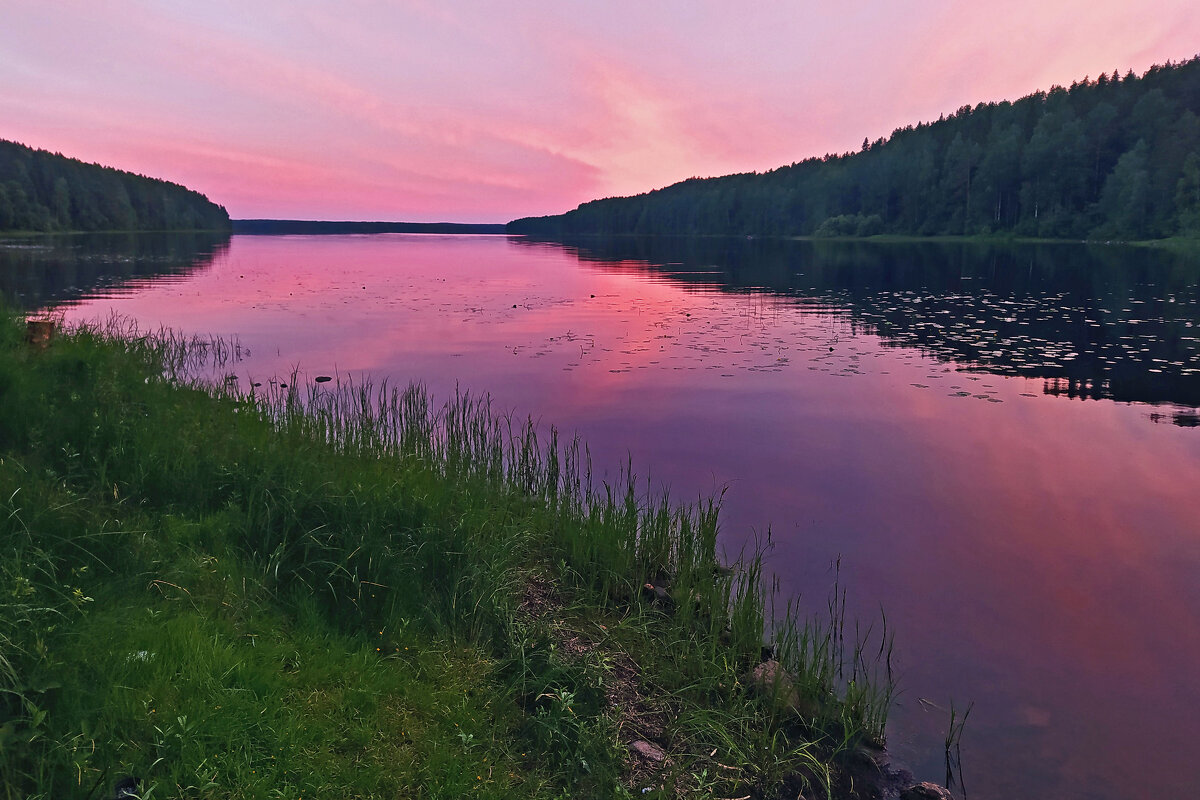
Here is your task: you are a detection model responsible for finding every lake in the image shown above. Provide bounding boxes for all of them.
[5,232,1200,799]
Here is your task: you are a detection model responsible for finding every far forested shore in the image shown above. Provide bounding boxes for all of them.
[0,139,230,234]
[510,56,1200,242]
[232,219,506,235]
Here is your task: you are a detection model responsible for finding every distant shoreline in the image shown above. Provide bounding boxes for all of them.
[232,219,507,235]
[508,229,1200,250]
[4,226,1195,251]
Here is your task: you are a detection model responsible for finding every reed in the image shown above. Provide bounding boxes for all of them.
[0,312,896,798]
[944,699,973,794]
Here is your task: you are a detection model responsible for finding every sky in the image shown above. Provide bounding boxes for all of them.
[2,1,1198,223]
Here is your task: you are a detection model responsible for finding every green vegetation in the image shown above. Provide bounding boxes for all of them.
[0,314,894,798]
[0,140,229,234]
[509,56,1200,241]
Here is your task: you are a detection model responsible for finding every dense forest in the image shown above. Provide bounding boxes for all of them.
[0,139,230,232]
[510,56,1200,241]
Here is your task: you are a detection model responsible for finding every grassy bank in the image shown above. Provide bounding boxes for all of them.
[0,314,894,799]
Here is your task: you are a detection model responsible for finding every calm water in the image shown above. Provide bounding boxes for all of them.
[7,233,1200,799]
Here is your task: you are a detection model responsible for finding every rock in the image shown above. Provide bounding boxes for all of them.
[743,660,823,718]
[744,660,800,707]
[830,745,917,800]
[629,739,666,763]
[744,662,792,705]
[746,659,788,690]
[900,782,954,800]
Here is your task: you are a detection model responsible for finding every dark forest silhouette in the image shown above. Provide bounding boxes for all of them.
[510,57,1200,241]
[0,139,230,232]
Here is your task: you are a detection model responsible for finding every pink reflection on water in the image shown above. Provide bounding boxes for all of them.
[60,234,1200,799]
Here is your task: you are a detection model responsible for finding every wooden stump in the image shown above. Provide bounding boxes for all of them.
[25,319,55,350]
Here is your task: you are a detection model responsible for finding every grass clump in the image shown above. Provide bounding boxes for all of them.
[0,313,895,799]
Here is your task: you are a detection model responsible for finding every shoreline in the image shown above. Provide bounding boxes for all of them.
[0,226,233,238]
[508,229,1200,249]
[0,314,954,799]
[5,227,1199,250]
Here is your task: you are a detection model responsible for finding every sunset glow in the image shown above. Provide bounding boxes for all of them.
[3,1,1198,220]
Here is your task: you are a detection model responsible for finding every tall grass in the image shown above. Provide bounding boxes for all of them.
[0,313,896,798]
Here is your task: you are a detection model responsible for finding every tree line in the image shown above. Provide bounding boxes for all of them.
[509,56,1200,241]
[0,139,230,233]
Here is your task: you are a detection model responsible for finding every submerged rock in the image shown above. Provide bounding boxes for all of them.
[829,743,922,800]
[900,782,954,800]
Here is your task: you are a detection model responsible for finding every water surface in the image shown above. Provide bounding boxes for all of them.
[9,233,1200,799]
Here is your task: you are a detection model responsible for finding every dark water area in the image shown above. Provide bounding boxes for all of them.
[12,232,1200,799]
[527,236,1200,413]
[0,232,230,310]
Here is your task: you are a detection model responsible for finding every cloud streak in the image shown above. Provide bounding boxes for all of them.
[2,1,1197,220]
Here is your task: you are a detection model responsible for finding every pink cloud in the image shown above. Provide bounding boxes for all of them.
[3,1,1198,220]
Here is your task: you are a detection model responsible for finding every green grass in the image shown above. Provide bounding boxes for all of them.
[0,313,895,798]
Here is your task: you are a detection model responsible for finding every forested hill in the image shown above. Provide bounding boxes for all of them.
[0,139,230,232]
[509,56,1200,241]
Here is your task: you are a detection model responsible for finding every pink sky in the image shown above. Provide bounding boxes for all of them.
[2,0,1197,222]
